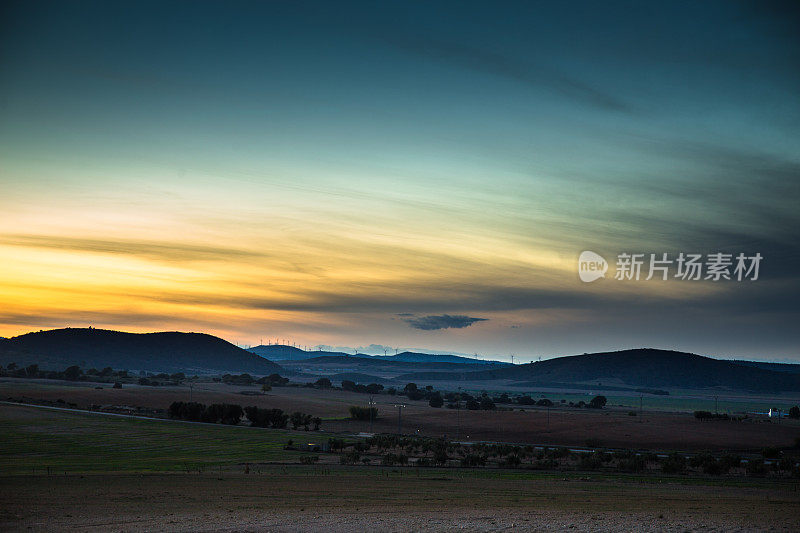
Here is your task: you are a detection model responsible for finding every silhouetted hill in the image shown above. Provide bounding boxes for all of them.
[248,345,368,361]
[399,349,800,392]
[386,351,501,364]
[0,328,283,375]
[285,355,505,371]
[728,360,800,374]
[248,345,509,365]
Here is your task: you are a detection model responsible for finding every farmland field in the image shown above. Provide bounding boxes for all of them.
[3,378,799,451]
[1,404,799,532]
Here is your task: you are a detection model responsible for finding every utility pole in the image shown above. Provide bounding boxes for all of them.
[394,404,406,434]
[368,396,376,433]
[456,387,462,441]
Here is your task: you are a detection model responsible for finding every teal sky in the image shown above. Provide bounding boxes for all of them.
[1,1,799,361]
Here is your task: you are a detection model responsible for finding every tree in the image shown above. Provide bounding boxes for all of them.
[465,399,480,410]
[589,395,607,409]
[404,383,418,393]
[789,405,800,419]
[25,364,39,378]
[100,367,114,377]
[220,404,243,425]
[479,397,496,410]
[64,365,82,381]
[341,380,357,392]
[290,411,305,430]
[349,406,378,421]
[315,377,332,389]
[407,389,425,401]
[312,416,322,430]
[365,383,384,394]
[429,392,444,408]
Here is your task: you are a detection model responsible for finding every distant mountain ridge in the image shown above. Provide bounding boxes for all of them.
[248,345,507,365]
[398,349,800,392]
[0,328,283,375]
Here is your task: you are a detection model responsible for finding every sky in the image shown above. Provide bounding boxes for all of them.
[1,1,798,362]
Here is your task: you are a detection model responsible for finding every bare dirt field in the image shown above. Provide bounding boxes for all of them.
[3,378,798,451]
[2,470,798,532]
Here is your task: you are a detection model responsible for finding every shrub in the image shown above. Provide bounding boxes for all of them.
[460,454,487,467]
[349,406,378,421]
[429,392,444,408]
[578,452,603,471]
[340,451,361,465]
[662,453,686,474]
[383,453,408,466]
[314,377,332,389]
[746,459,767,475]
[761,447,782,459]
[299,455,319,464]
[113,382,122,389]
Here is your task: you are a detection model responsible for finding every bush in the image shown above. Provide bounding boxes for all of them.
[460,454,487,467]
[429,392,444,408]
[662,453,686,474]
[383,453,408,466]
[113,382,122,389]
[314,377,332,389]
[500,454,521,468]
[340,451,361,465]
[761,447,782,459]
[578,452,603,471]
[299,456,319,464]
[746,459,767,475]
[244,406,289,428]
[349,406,378,421]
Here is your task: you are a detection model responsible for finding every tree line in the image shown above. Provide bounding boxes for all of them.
[168,401,321,430]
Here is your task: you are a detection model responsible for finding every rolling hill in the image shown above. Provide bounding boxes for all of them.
[398,349,800,392]
[248,345,509,365]
[0,328,283,375]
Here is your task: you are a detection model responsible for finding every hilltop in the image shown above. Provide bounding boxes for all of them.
[0,328,283,375]
[249,345,506,365]
[398,349,800,392]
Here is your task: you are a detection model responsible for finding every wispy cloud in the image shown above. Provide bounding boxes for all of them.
[383,34,633,113]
